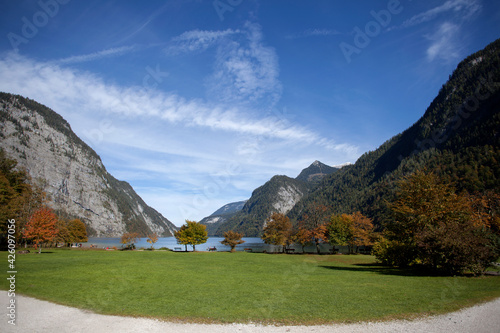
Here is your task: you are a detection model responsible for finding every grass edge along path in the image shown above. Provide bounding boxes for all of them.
[1,249,499,325]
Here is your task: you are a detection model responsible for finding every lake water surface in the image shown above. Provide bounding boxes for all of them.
[83,237,270,252]
[83,237,338,253]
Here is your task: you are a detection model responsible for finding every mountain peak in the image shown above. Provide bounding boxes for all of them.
[296,161,339,183]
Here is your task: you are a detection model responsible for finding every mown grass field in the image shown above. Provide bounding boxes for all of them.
[1,249,499,324]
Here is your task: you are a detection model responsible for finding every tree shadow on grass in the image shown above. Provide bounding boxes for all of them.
[319,263,451,277]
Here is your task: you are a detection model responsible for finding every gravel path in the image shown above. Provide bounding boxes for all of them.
[1,293,499,332]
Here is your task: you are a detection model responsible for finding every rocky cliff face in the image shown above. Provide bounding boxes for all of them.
[272,184,304,215]
[0,93,177,237]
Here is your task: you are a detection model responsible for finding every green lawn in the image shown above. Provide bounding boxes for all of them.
[1,249,499,324]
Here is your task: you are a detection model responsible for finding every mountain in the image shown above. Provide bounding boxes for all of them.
[0,93,177,237]
[200,200,247,236]
[213,175,310,236]
[210,200,248,216]
[288,38,500,227]
[210,159,340,237]
[296,160,339,183]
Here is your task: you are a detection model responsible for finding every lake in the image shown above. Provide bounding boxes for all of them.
[82,237,340,253]
[83,237,270,252]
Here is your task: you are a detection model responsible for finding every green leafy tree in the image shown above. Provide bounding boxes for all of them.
[68,219,88,243]
[174,220,208,251]
[55,218,87,247]
[221,230,245,252]
[261,212,292,253]
[328,214,353,252]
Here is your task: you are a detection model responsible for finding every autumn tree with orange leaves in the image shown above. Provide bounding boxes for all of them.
[299,204,329,254]
[146,232,159,250]
[261,212,292,253]
[23,207,58,253]
[221,230,245,252]
[374,170,500,275]
[328,212,374,254]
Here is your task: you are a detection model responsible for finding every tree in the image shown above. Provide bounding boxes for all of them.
[328,214,353,252]
[329,212,375,254]
[68,219,88,244]
[55,219,71,246]
[23,207,58,253]
[293,224,312,253]
[350,212,375,251]
[121,232,140,250]
[0,149,45,249]
[146,232,159,250]
[221,230,245,252]
[375,170,499,274]
[300,204,329,254]
[55,218,88,247]
[261,212,292,253]
[174,220,208,251]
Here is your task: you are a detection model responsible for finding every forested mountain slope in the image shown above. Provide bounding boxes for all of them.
[289,38,500,227]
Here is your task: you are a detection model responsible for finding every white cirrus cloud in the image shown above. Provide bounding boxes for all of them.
[286,28,341,40]
[0,52,354,152]
[165,28,240,55]
[425,22,461,62]
[399,0,482,29]
[206,22,282,110]
[55,45,138,64]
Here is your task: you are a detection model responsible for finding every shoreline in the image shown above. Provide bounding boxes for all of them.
[2,294,499,333]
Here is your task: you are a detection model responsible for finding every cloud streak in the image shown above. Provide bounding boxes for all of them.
[0,53,353,152]
[55,45,138,64]
[398,0,482,29]
[165,29,240,55]
[389,0,482,62]
[286,28,341,40]
[425,22,461,62]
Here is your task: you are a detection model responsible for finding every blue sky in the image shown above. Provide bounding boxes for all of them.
[0,0,499,226]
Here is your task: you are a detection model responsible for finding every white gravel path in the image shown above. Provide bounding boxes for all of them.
[1,293,499,333]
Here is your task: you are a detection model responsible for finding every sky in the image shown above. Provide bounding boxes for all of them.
[0,0,499,227]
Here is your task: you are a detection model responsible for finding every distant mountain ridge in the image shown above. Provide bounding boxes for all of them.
[210,200,247,216]
[203,161,340,236]
[199,200,247,235]
[0,93,177,237]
